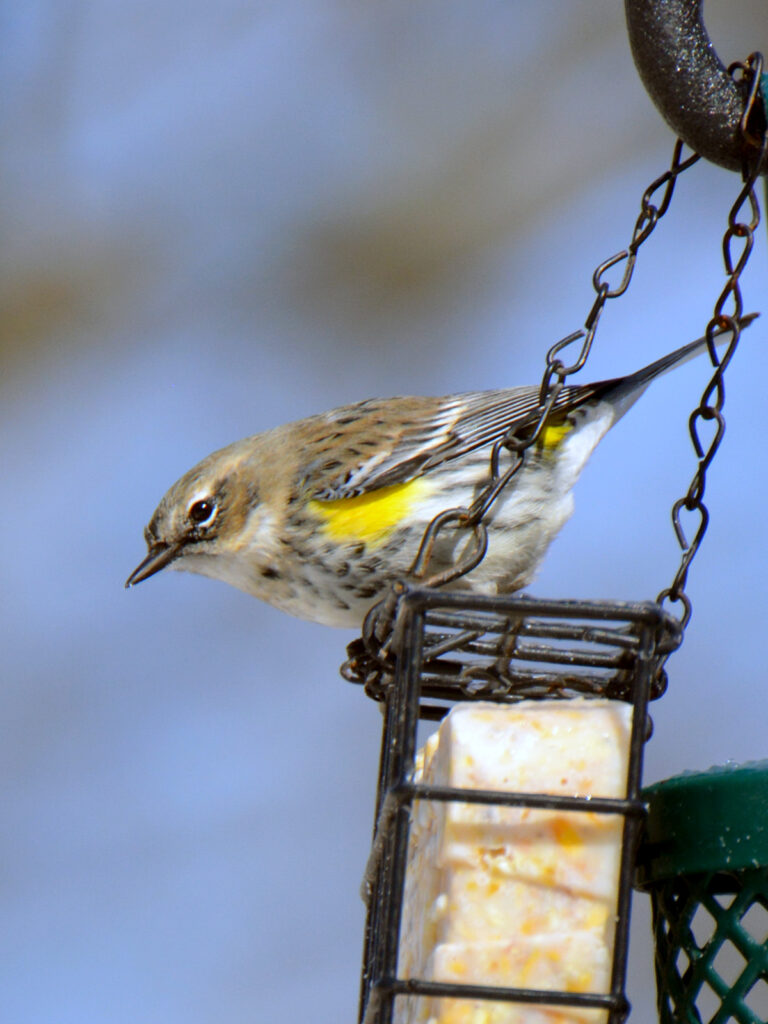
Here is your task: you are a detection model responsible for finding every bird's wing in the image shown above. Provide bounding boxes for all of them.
[300,319,759,501]
[303,383,603,500]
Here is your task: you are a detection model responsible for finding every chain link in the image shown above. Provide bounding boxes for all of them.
[657,54,767,627]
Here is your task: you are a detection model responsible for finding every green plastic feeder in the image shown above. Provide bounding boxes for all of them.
[637,761,768,1024]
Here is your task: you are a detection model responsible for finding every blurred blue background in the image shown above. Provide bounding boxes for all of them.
[2,2,768,1022]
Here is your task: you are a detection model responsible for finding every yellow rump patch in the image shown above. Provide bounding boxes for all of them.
[308,478,431,547]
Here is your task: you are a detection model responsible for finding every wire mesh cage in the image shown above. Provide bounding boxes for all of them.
[350,587,681,1024]
[637,763,768,1024]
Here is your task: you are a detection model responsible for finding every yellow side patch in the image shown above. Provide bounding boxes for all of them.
[539,420,572,448]
[308,478,431,547]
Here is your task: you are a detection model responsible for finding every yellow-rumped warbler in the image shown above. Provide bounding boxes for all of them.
[126,326,747,627]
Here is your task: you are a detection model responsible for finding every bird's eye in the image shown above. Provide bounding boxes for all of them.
[188,499,217,526]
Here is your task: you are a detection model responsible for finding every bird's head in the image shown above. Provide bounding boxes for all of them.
[125,439,282,592]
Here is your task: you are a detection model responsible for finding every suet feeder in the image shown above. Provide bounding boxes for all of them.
[351,592,680,1024]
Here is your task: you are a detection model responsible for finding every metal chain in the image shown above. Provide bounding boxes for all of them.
[343,138,701,690]
[657,53,768,628]
[406,139,701,594]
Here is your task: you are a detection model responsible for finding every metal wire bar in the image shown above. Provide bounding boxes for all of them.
[607,620,657,1017]
[423,650,642,680]
[367,602,425,1024]
[396,781,644,817]
[380,976,624,1010]
[436,617,643,645]
[419,629,484,660]
[423,640,633,667]
[361,780,644,910]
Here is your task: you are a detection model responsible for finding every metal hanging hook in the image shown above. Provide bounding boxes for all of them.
[625,0,768,173]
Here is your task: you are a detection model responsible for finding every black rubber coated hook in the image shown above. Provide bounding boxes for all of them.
[625,0,767,173]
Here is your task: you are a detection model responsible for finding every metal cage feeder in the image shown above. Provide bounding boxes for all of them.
[350,589,682,1024]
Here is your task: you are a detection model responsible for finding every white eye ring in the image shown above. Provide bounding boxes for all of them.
[187,498,217,526]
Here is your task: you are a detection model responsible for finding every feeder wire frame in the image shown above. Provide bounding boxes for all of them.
[356,589,680,1024]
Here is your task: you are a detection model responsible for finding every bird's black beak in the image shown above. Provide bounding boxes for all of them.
[125,541,181,588]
